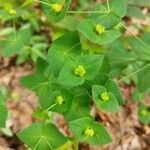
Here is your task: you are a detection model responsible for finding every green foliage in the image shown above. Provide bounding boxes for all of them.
[17,122,68,149]
[69,117,112,145]
[78,19,121,45]
[1,0,150,149]
[92,85,119,112]
[47,31,81,76]
[138,64,150,93]
[58,54,103,87]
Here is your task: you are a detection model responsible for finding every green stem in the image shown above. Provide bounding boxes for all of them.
[46,103,57,112]
[118,63,150,83]
[106,0,110,11]
[120,23,150,50]
[67,10,107,14]
[73,140,78,150]
[38,0,52,7]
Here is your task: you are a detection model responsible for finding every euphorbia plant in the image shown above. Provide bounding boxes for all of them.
[18,35,124,149]
[0,0,131,149]
[16,0,127,149]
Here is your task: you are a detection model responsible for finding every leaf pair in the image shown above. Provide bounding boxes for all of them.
[69,117,112,145]
[47,31,81,76]
[39,87,74,114]
[17,122,68,150]
[93,73,125,105]
[92,85,119,112]
[78,0,127,45]
[58,54,103,87]
[18,117,112,149]
[78,19,121,45]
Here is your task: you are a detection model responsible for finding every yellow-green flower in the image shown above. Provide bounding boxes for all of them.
[74,65,86,77]
[95,24,105,35]
[84,128,95,137]
[51,3,63,13]
[101,92,109,101]
[9,9,17,15]
[56,95,64,105]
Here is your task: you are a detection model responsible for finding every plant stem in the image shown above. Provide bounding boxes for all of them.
[73,140,78,150]
[67,10,107,14]
[118,63,150,83]
[38,0,52,7]
[106,0,110,11]
[120,23,150,50]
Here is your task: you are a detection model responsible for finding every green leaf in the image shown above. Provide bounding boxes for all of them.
[69,117,112,145]
[93,73,125,105]
[58,60,84,87]
[47,31,81,76]
[137,64,150,92]
[76,54,103,80]
[40,0,71,23]
[20,72,54,94]
[127,6,144,19]
[20,56,55,94]
[64,93,90,121]
[44,88,74,113]
[128,0,150,6]
[90,4,121,29]
[55,15,79,31]
[1,25,31,57]
[32,107,49,121]
[21,0,33,7]
[78,19,121,45]
[109,0,127,18]
[92,85,119,112]
[1,33,24,57]
[107,39,137,68]
[90,0,127,28]
[129,35,150,61]
[17,122,68,150]
[58,54,103,87]
[104,79,125,105]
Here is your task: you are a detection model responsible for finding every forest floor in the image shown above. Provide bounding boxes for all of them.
[0,56,150,150]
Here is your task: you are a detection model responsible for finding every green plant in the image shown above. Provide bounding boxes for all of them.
[15,0,126,149]
[0,0,150,149]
